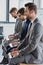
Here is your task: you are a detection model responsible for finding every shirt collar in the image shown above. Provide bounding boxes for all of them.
[31,16,37,24]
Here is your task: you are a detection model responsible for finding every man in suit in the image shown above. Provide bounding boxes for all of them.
[9,3,43,65]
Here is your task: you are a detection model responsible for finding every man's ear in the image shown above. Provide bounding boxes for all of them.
[30,10,34,16]
[30,10,34,14]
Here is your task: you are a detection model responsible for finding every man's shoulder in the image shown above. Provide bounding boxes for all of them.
[33,18,43,31]
[34,18,42,27]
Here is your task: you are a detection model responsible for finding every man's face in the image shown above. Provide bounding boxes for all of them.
[25,7,36,19]
[17,13,26,21]
[11,11,17,18]
[24,7,31,19]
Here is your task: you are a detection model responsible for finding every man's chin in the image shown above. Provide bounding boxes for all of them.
[14,16,17,18]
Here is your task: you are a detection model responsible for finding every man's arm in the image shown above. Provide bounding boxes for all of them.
[8,32,21,40]
[19,23,43,55]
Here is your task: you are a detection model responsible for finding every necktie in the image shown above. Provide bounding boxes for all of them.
[29,22,32,30]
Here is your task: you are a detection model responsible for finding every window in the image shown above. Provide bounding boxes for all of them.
[9,0,19,22]
[33,0,40,8]
[34,0,43,8]
[0,0,43,23]
[0,0,6,22]
[9,0,33,22]
[0,0,34,23]
[19,0,33,8]
[40,0,43,8]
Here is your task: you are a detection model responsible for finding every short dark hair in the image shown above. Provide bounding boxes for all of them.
[25,3,37,14]
[17,8,24,15]
[10,7,17,13]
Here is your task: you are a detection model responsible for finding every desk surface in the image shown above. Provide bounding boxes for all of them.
[20,63,43,65]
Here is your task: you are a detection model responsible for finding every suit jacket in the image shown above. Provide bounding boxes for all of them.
[14,19,23,39]
[18,18,43,60]
[20,19,31,41]
[15,19,22,34]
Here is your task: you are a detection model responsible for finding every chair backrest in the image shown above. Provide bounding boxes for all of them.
[0,27,3,35]
[0,27,3,44]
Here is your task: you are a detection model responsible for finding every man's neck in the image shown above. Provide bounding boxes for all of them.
[30,16,36,23]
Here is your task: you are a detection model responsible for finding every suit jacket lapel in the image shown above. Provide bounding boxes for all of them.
[26,18,38,42]
[29,18,39,41]
[24,18,39,43]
